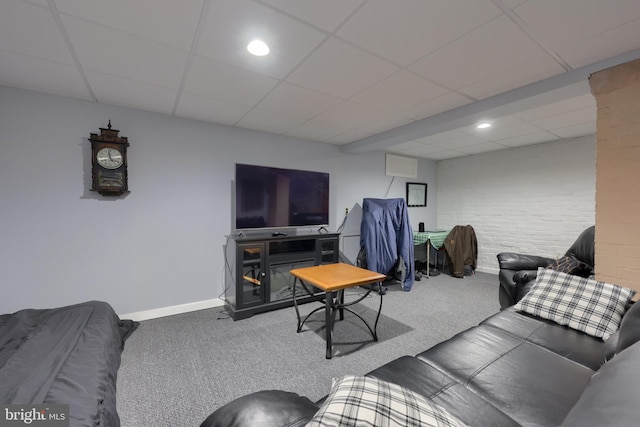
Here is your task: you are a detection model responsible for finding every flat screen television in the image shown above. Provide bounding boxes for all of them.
[234,163,330,230]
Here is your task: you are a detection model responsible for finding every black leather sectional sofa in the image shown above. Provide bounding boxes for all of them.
[202,301,640,426]
[201,226,640,426]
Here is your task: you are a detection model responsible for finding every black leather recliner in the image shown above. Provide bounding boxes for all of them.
[497,226,595,309]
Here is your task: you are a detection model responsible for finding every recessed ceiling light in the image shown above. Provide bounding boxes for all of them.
[247,39,269,56]
[477,122,492,129]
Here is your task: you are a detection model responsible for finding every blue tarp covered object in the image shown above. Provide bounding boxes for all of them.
[360,198,414,291]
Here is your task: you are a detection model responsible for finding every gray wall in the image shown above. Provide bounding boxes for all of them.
[0,86,437,315]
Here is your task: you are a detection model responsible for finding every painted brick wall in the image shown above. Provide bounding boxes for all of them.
[590,58,640,294]
[437,136,595,274]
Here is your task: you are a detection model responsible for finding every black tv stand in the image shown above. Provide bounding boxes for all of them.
[224,232,340,320]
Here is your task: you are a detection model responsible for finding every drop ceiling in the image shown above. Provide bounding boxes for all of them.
[2,0,640,160]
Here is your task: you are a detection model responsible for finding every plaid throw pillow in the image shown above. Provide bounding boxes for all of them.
[514,268,635,340]
[546,255,592,277]
[305,375,468,427]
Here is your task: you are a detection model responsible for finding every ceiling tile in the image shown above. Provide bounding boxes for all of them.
[235,108,306,135]
[467,121,543,141]
[337,0,501,66]
[549,122,597,139]
[457,115,523,134]
[21,0,49,6]
[513,0,640,52]
[459,55,565,100]
[176,92,251,125]
[514,94,595,121]
[54,0,204,51]
[284,117,351,141]
[427,150,465,160]
[357,114,414,134]
[196,0,326,79]
[184,55,279,106]
[256,82,342,120]
[497,131,559,147]
[86,71,177,115]
[286,37,398,99]
[500,0,527,8]
[414,130,467,145]
[531,107,596,130]
[411,16,549,90]
[430,133,489,149]
[0,50,91,100]
[392,143,447,156]
[0,0,75,65]
[351,70,448,112]
[556,18,640,69]
[260,0,366,32]
[325,129,372,145]
[399,92,472,121]
[456,141,508,154]
[62,15,188,89]
[312,100,389,129]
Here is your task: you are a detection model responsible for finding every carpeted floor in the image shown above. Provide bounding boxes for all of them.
[116,271,500,427]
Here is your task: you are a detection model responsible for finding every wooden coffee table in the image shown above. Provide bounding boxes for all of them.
[290,263,386,359]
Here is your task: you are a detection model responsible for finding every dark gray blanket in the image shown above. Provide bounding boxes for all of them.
[0,301,137,427]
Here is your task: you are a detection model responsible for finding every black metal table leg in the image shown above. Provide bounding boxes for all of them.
[325,292,333,359]
[372,281,384,341]
[293,277,301,332]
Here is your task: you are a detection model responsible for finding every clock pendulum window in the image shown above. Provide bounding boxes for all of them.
[89,120,130,196]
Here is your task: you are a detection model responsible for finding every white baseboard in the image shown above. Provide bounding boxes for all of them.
[119,298,225,322]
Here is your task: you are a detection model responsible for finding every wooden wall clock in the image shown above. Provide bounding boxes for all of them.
[89,120,130,196]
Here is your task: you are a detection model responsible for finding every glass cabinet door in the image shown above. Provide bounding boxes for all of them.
[319,238,338,264]
[238,244,265,307]
[269,259,316,302]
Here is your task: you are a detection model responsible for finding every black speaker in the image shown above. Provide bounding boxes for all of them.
[418,222,425,232]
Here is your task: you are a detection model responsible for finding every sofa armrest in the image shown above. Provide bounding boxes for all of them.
[497,253,554,271]
[499,268,519,309]
[513,269,540,286]
[513,270,540,303]
[497,253,553,309]
[200,390,319,427]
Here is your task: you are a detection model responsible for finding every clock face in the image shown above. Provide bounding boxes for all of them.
[96,147,123,170]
